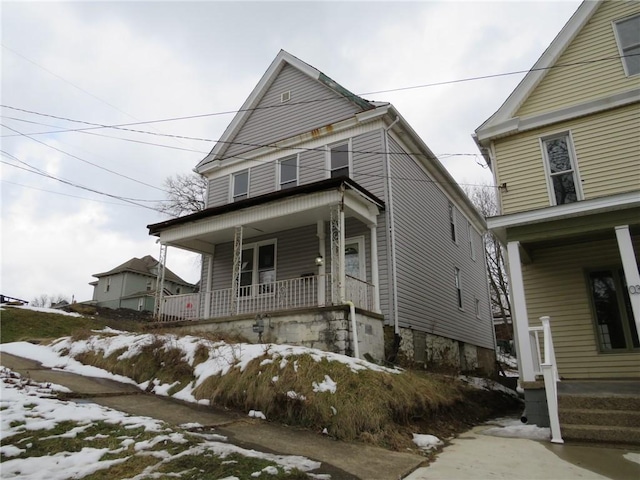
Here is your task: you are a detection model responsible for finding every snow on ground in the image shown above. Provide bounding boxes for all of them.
[412,434,443,451]
[481,416,551,441]
[458,375,520,398]
[0,331,401,416]
[0,304,83,317]
[0,368,322,479]
[624,452,640,465]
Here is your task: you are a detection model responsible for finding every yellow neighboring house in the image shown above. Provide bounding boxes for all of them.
[475,0,639,431]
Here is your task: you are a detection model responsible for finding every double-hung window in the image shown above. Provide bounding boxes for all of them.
[448,204,457,243]
[541,132,582,205]
[232,170,249,202]
[279,155,298,190]
[454,267,463,309]
[613,14,640,77]
[329,142,350,178]
[240,241,276,296]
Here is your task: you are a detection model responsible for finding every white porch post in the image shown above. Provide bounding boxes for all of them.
[317,220,326,306]
[506,241,536,383]
[369,223,380,312]
[231,226,243,315]
[615,225,640,341]
[339,203,346,303]
[154,242,167,319]
[203,251,214,318]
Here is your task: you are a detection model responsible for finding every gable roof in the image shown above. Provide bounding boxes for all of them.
[92,255,193,286]
[196,50,375,172]
[476,0,601,139]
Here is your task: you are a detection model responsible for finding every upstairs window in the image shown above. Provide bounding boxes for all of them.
[448,204,457,242]
[232,170,249,202]
[279,155,298,190]
[614,14,640,76]
[329,142,350,178]
[541,132,582,205]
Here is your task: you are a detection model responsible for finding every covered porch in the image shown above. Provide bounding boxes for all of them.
[148,178,385,324]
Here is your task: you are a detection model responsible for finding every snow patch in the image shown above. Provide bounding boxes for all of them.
[312,375,337,394]
[412,433,443,451]
[248,410,267,420]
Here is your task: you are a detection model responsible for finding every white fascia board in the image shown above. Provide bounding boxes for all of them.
[196,51,322,173]
[476,1,601,133]
[477,88,640,143]
[486,190,640,231]
[160,190,342,244]
[344,189,380,225]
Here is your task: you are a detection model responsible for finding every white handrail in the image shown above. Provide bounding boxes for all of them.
[531,316,563,444]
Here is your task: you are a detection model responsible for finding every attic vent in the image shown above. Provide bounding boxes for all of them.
[281,91,291,103]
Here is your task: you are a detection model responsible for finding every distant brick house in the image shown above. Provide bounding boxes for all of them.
[89,255,196,312]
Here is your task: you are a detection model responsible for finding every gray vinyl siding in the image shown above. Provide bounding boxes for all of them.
[223,65,363,159]
[207,176,229,207]
[250,161,274,197]
[352,129,386,199]
[211,224,318,290]
[388,137,494,349]
[299,148,325,185]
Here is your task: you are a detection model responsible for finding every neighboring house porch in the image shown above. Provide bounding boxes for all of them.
[148,178,386,358]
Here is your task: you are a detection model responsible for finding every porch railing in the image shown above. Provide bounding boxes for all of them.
[158,274,375,322]
[529,316,563,444]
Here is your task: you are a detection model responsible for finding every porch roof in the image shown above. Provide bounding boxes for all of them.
[147,177,385,253]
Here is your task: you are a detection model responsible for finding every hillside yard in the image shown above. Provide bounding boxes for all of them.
[0,305,521,479]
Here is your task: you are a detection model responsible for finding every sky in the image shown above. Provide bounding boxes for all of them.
[1,0,582,304]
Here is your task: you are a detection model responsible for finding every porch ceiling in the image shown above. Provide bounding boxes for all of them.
[150,180,382,254]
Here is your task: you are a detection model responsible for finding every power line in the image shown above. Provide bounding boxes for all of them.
[2,52,635,140]
[0,123,169,193]
[1,150,166,208]
[1,179,143,207]
[2,115,209,154]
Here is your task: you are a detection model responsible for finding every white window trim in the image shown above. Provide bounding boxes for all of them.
[105,277,111,293]
[240,239,277,295]
[539,130,583,206]
[468,222,476,261]
[326,139,353,179]
[137,297,144,311]
[345,235,367,282]
[454,267,463,311]
[612,14,640,78]
[276,154,299,190]
[230,169,250,202]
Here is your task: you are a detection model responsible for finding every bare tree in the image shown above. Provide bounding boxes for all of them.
[158,173,207,217]
[463,184,512,329]
[31,294,51,308]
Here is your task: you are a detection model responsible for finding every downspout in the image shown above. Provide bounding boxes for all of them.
[383,116,400,334]
[343,300,360,359]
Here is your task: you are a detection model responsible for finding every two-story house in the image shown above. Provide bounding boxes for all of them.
[90,255,197,313]
[475,0,639,443]
[148,50,495,371]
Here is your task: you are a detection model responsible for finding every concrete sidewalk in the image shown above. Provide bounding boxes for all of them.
[0,351,424,480]
[404,424,640,480]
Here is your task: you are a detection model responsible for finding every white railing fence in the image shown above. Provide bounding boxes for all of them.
[159,274,375,323]
[529,316,563,444]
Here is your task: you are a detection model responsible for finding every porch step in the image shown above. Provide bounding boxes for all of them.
[561,424,640,445]
[558,394,640,412]
[559,408,640,428]
[558,393,640,445]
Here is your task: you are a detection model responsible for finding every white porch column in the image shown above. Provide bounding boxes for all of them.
[369,223,380,312]
[230,226,243,315]
[506,241,536,383]
[203,252,214,318]
[615,225,640,341]
[154,242,167,319]
[339,205,346,302]
[317,220,326,306]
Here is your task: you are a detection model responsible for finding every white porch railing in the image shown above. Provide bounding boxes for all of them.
[159,274,375,322]
[529,316,563,444]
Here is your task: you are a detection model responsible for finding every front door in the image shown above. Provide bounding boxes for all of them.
[344,236,366,281]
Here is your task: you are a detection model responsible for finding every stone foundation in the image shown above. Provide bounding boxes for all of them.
[389,326,496,375]
[159,306,385,361]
